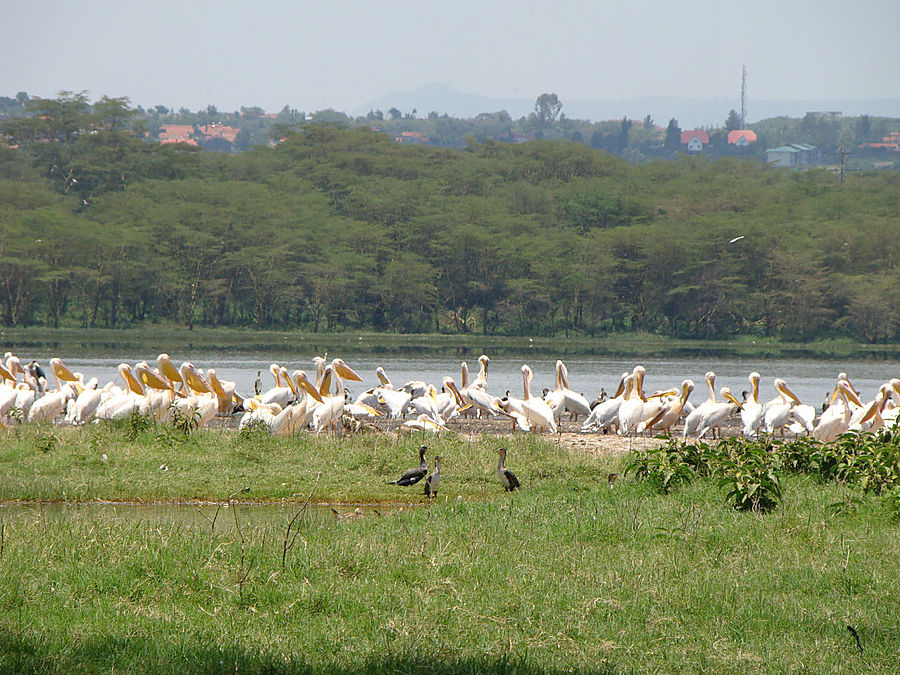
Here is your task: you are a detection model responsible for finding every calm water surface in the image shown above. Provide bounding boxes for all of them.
[0,501,391,527]
[21,350,900,410]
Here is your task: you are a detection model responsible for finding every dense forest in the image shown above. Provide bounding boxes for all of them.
[1,93,899,342]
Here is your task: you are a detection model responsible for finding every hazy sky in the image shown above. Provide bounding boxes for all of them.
[3,0,898,115]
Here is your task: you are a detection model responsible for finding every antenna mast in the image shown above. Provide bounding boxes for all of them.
[740,65,748,129]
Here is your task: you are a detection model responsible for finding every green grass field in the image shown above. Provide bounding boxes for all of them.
[1,424,898,673]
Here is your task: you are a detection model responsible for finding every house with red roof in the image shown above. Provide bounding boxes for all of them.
[680,130,709,153]
[158,124,197,146]
[727,129,758,147]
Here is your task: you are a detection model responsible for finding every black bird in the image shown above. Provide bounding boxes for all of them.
[423,456,441,498]
[388,445,428,486]
[496,447,520,491]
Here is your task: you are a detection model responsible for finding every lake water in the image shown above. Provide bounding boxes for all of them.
[0,501,393,527]
[18,350,900,410]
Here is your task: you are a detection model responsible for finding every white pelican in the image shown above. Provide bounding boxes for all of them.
[493,392,532,432]
[437,376,470,420]
[640,379,694,435]
[882,379,900,429]
[617,366,647,436]
[813,380,859,442]
[763,379,803,436]
[520,365,556,434]
[261,365,296,409]
[312,359,363,434]
[458,360,498,418]
[472,355,490,390]
[170,362,218,428]
[156,354,184,391]
[408,385,445,425]
[49,358,81,392]
[696,387,742,439]
[401,414,446,434]
[28,382,78,423]
[740,372,764,437]
[545,360,591,422]
[66,381,103,426]
[373,386,412,419]
[847,384,891,433]
[683,371,717,438]
[581,372,629,432]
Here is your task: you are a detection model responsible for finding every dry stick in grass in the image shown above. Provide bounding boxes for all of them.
[0,518,5,559]
[282,471,321,570]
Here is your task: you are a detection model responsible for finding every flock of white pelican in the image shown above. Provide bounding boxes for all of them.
[1,351,898,443]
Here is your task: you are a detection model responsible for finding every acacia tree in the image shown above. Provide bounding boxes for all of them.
[533,93,562,127]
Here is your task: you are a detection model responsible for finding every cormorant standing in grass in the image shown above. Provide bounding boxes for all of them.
[496,447,520,491]
[424,456,441,498]
[388,445,428,486]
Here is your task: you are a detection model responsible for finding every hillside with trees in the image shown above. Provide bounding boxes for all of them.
[1,93,899,342]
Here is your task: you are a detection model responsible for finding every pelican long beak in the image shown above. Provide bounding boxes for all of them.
[52,359,79,382]
[182,364,211,395]
[724,390,743,409]
[282,367,298,395]
[137,365,172,391]
[158,354,183,385]
[647,388,678,399]
[333,359,363,382]
[120,365,144,395]
[359,403,382,417]
[296,371,325,403]
[782,383,802,405]
[208,369,228,399]
[0,363,14,382]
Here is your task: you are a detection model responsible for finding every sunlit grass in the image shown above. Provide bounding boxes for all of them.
[1,427,898,672]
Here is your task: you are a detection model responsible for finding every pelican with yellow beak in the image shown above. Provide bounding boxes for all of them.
[312,358,363,434]
[763,379,803,436]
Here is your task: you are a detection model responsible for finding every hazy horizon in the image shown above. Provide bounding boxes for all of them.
[3,0,898,127]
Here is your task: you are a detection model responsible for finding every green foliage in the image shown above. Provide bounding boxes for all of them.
[626,441,695,493]
[2,100,900,342]
[718,451,783,512]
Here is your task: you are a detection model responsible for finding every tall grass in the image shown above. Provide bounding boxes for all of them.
[1,428,898,672]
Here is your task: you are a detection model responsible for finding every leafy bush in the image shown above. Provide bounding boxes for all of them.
[718,451,782,512]
[626,442,694,494]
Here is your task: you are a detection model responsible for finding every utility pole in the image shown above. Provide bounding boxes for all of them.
[839,146,847,185]
[740,65,748,130]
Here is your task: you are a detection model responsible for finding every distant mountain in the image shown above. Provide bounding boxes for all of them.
[356,83,900,129]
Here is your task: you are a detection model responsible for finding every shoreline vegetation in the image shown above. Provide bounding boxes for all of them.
[1,429,898,672]
[3,326,900,360]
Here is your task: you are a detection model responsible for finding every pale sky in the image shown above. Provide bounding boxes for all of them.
[2,0,898,117]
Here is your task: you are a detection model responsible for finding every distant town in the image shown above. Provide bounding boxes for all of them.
[2,91,898,172]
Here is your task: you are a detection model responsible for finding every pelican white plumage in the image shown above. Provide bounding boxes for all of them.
[374,386,412,419]
[696,387,742,439]
[683,371,717,438]
[545,360,591,422]
[27,382,77,423]
[520,365,556,434]
[408,385,445,425]
[812,380,858,443]
[493,389,532,432]
[437,376,470,420]
[763,379,803,436]
[740,372,764,437]
[581,372,629,432]
[847,384,891,433]
[640,379,694,435]
[617,366,647,436]
[472,355,490,390]
[312,358,363,434]
[260,365,296,409]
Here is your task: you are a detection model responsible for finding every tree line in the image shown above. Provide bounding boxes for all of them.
[1,94,899,342]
